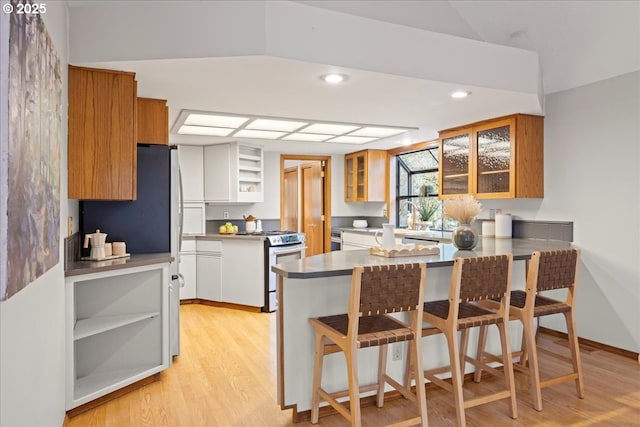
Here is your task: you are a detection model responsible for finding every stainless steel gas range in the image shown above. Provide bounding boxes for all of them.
[263,231,306,312]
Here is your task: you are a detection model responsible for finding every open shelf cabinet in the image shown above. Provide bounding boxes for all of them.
[66,263,170,410]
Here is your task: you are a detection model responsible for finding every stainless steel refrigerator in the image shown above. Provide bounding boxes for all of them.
[80,144,183,357]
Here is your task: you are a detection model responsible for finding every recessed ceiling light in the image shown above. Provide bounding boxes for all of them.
[282,133,333,142]
[349,127,407,138]
[327,136,376,144]
[450,90,471,99]
[301,123,359,135]
[184,113,249,128]
[178,125,235,136]
[321,73,348,84]
[233,129,287,139]
[246,119,308,132]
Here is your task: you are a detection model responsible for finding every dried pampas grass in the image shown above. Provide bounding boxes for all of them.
[443,195,482,224]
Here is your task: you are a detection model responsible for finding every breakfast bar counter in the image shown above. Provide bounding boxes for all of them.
[272,238,573,422]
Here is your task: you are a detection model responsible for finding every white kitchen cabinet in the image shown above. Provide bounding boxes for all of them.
[65,263,170,410]
[204,142,264,203]
[196,240,223,301]
[221,239,264,307]
[341,230,402,251]
[178,145,204,202]
[182,202,206,235]
[179,239,197,300]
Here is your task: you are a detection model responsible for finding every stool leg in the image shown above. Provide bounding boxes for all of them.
[412,338,429,427]
[377,343,388,408]
[345,344,361,427]
[459,329,470,386]
[522,317,542,411]
[310,333,325,424]
[473,325,488,383]
[497,323,518,419]
[404,341,414,393]
[445,329,466,427]
[564,311,585,398]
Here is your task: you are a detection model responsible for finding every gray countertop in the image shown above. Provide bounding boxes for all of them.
[65,253,173,277]
[272,238,573,279]
[183,233,267,241]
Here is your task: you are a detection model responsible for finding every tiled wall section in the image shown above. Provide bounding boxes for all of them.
[476,219,573,242]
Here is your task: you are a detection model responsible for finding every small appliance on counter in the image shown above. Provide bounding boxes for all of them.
[81,229,130,261]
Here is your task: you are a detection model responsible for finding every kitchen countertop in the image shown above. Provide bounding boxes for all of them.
[273,238,573,279]
[183,233,267,241]
[65,252,173,277]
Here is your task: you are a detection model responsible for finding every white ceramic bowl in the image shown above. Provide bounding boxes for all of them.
[352,220,368,228]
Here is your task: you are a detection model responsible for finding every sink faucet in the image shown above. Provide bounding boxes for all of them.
[401,200,420,230]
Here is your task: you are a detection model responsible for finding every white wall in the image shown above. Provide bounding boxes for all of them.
[482,72,640,352]
[0,3,69,427]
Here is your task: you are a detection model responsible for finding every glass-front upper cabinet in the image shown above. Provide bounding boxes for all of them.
[345,155,355,201]
[344,150,387,202]
[474,118,515,197]
[439,128,472,197]
[438,114,544,199]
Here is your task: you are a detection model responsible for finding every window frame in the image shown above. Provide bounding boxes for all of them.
[395,147,440,227]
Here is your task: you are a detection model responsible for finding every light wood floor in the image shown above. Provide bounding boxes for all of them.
[65,304,640,427]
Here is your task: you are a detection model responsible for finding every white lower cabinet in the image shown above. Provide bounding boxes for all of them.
[196,240,222,301]
[65,263,170,410]
[220,239,264,307]
[179,239,197,300]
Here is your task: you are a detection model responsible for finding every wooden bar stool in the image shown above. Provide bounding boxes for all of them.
[418,254,518,427]
[474,249,584,411]
[309,263,428,427]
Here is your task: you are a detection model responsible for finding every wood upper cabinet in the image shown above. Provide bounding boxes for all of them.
[439,114,543,199]
[68,65,137,200]
[344,149,387,202]
[137,97,168,145]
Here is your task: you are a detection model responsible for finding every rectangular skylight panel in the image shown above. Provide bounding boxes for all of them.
[300,123,360,135]
[349,127,407,138]
[233,129,287,139]
[327,136,377,144]
[246,119,308,132]
[282,133,333,142]
[178,125,235,136]
[184,113,249,128]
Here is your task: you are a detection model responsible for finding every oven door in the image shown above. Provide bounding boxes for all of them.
[266,243,306,312]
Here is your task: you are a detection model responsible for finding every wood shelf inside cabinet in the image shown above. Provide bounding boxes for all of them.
[74,312,160,341]
[75,364,159,400]
[478,169,509,175]
[443,173,469,178]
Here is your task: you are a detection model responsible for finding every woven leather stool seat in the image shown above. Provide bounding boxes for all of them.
[315,314,415,349]
[509,290,572,316]
[424,300,504,329]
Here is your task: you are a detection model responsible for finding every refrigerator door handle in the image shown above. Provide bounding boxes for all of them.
[178,273,185,288]
[178,167,184,252]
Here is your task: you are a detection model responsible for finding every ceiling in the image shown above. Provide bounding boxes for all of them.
[68,1,640,154]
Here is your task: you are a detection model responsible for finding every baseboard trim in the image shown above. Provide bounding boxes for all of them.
[180,298,262,313]
[538,326,638,361]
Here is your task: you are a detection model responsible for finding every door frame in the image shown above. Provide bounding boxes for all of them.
[280,154,332,253]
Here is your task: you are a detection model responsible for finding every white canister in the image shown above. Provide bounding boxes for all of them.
[482,221,495,237]
[246,220,256,233]
[495,213,512,239]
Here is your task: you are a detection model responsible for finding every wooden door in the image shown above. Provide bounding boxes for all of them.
[283,167,298,232]
[301,162,324,256]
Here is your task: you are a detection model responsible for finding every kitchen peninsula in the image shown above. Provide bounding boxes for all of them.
[272,238,573,421]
